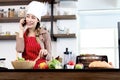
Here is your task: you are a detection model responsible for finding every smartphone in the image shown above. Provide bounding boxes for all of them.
[22,19,26,26]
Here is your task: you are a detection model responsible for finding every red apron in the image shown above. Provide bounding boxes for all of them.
[23,32,46,69]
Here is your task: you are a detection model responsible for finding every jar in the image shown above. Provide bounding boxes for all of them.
[0,9,4,18]
[6,31,10,36]
[18,7,26,17]
[10,8,15,17]
[8,8,15,17]
[8,8,10,17]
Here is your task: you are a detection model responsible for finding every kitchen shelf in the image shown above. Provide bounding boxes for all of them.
[53,33,76,38]
[0,16,52,23]
[0,15,76,23]
[0,34,76,40]
[54,15,76,20]
[0,0,53,6]
[55,0,78,3]
[0,35,16,40]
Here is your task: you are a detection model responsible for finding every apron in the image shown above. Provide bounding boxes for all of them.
[23,32,47,69]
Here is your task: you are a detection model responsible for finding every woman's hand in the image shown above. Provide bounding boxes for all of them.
[39,49,48,58]
[19,18,26,30]
[34,49,48,62]
[19,18,27,38]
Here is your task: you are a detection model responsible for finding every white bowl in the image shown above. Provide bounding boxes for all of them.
[67,65,74,69]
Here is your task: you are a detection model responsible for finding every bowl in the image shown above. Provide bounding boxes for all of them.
[11,61,35,69]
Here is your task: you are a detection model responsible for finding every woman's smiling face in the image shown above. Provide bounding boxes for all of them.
[26,14,39,29]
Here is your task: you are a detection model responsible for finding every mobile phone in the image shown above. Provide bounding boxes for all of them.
[22,19,26,26]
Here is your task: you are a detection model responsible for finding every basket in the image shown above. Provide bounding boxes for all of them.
[11,61,35,69]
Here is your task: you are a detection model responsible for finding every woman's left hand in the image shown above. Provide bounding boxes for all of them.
[39,49,48,58]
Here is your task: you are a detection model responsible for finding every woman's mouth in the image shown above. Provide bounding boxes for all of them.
[27,22,34,26]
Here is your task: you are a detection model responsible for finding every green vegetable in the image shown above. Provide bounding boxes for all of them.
[18,57,25,61]
[48,59,62,69]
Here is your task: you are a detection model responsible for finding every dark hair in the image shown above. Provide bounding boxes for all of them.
[35,22,40,30]
[35,22,41,37]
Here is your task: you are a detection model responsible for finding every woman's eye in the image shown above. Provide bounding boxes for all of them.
[32,16,36,19]
[26,15,30,18]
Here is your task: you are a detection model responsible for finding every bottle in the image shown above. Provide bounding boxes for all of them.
[2,9,4,17]
[64,48,68,64]
[0,9,4,18]
[0,9,2,18]
[18,7,26,17]
[64,48,71,69]
[22,7,26,17]
[10,8,15,17]
[69,52,72,61]
[8,8,10,17]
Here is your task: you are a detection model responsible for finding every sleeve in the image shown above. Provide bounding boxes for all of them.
[43,30,52,61]
[16,33,25,53]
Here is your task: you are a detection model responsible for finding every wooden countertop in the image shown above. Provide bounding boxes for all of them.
[0,69,120,80]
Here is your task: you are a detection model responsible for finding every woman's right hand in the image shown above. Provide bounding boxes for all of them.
[19,18,26,38]
[19,18,26,30]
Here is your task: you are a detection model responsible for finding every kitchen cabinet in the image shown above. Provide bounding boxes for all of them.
[0,0,77,40]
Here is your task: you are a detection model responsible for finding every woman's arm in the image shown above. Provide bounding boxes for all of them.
[16,32,25,53]
[39,28,52,61]
[43,31,52,61]
[16,18,26,53]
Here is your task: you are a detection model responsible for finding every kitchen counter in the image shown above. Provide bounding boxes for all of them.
[0,69,120,80]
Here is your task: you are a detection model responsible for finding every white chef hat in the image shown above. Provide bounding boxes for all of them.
[26,1,47,21]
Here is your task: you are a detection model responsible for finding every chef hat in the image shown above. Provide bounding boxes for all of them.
[26,1,47,21]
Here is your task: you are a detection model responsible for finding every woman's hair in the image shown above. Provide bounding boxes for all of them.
[35,22,41,44]
[35,22,40,30]
[35,22,41,37]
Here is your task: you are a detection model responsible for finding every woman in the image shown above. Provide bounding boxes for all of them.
[16,1,51,69]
